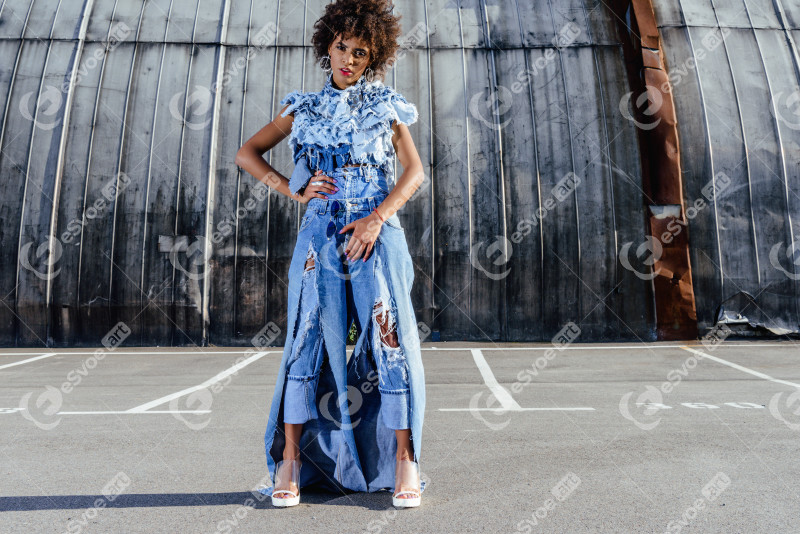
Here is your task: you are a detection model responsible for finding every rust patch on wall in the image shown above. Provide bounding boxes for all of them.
[613,0,699,340]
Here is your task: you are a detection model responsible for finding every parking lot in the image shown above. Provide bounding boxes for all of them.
[1,341,799,533]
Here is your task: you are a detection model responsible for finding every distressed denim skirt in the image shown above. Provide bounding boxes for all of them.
[259,164,427,496]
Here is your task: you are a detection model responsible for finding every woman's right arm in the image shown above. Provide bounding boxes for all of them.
[234,104,303,202]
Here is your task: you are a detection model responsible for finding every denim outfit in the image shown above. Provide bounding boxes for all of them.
[259,73,427,496]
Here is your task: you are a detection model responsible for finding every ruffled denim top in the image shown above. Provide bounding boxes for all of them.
[280,72,419,196]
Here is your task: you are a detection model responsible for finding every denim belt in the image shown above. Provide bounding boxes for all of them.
[308,195,384,214]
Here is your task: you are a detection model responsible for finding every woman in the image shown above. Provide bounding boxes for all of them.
[235,0,427,509]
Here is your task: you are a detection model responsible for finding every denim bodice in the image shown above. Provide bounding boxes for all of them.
[280,72,419,196]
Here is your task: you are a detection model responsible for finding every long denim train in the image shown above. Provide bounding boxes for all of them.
[259,164,427,495]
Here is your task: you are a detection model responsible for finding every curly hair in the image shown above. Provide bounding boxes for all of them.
[311,0,403,82]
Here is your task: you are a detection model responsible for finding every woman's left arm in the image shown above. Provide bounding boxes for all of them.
[378,121,425,219]
[341,121,424,262]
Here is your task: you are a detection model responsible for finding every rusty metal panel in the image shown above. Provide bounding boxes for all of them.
[619,0,699,340]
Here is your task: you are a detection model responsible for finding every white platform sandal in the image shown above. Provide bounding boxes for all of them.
[392,459,421,508]
[271,458,301,507]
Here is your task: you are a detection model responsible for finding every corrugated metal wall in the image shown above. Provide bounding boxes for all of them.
[5,0,794,347]
[653,0,800,335]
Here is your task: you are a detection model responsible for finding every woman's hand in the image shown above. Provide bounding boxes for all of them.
[339,211,384,262]
[297,170,338,204]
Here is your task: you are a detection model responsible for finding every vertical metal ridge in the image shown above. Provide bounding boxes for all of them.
[480,0,508,337]
[13,0,35,39]
[423,0,435,331]
[513,0,546,339]
[168,0,202,344]
[579,0,620,334]
[201,0,233,344]
[708,0,760,285]
[231,0,256,341]
[772,0,800,255]
[108,0,146,332]
[774,0,800,74]
[47,0,98,337]
[139,0,175,335]
[677,0,723,300]
[19,17,60,345]
[744,0,799,318]
[545,0,581,323]
[9,1,35,345]
[457,0,473,322]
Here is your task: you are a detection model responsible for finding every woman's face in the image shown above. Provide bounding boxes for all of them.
[327,34,372,89]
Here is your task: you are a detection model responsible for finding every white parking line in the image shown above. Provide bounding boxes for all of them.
[0,350,274,356]
[470,348,522,410]
[0,342,796,358]
[431,343,800,350]
[125,350,276,413]
[680,346,800,389]
[0,353,58,370]
[57,410,212,415]
[439,407,595,411]
[461,349,595,412]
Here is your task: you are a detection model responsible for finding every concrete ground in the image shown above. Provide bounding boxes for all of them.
[1,341,798,533]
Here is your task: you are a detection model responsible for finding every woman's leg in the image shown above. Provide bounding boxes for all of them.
[273,422,303,498]
[282,245,325,427]
[369,273,419,499]
[394,428,420,500]
[394,428,413,461]
[273,246,323,499]
[284,422,303,460]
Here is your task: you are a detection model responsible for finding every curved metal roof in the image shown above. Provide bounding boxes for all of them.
[0,0,798,346]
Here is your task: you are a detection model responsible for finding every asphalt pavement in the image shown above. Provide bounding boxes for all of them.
[1,341,798,533]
